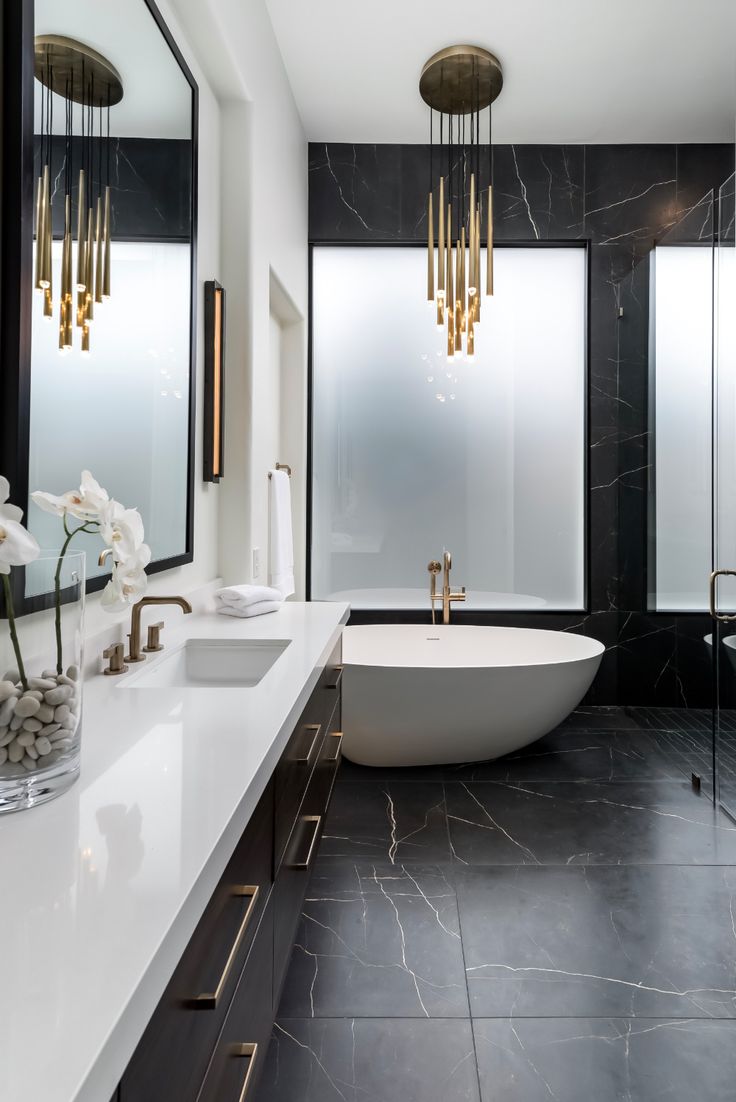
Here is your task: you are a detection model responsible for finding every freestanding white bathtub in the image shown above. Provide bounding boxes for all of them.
[342,624,604,767]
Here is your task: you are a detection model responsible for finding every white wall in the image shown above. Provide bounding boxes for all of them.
[171,0,309,595]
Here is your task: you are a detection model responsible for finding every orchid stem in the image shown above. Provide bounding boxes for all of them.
[54,516,98,674]
[2,573,28,692]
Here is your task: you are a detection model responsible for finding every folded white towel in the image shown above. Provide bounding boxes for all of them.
[216,599,282,619]
[214,584,283,612]
[270,469,295,599]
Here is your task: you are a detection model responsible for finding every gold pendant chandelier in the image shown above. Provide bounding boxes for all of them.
[34,36,123,356]
[420,45,503,362]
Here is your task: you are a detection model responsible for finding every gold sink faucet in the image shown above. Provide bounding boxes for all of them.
[428,551,465,625]
[126,595,193,663]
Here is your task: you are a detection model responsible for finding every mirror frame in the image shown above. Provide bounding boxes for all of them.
[0,0,199,615]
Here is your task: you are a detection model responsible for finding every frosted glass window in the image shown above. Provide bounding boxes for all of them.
[311,245,587,611]
[651,246,715,611]
[28,241,190,593]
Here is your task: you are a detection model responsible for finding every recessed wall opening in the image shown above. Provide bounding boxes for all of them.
[309,243,588,611]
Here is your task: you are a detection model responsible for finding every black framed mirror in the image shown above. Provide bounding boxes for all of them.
[1,0,198,611]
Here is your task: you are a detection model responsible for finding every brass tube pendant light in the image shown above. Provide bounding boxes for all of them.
[33,35,123,356]
[420,44,503,361]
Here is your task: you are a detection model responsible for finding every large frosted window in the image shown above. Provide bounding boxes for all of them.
[311,245,587,610]
[651,244,714,610]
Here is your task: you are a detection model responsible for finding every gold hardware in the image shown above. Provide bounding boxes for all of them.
[288,815,322,870]
[428,560,441,626]
[324,732,343,764]
[126,596,193,663]
[102,186,111,299]
[325,665,343,690]
[102,643,128,676]
[34,35,124,106]
[429,551,466,624]
[295,724,322,766]
[143,622,165,653]
[709,570,736,622]
[98,547,113,567]
[189,886,260,1009]
[427,190,434,301]
[230,1043,258,1102]
[268,462,292,479]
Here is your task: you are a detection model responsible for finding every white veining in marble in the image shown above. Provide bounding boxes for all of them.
[0,601,348,1102]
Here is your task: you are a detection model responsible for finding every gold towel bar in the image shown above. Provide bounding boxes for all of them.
[268,463,292,479]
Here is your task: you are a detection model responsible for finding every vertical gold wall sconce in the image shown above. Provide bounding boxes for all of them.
[203,280,226,483]
[33,35,123,356]
[419,45,503,362]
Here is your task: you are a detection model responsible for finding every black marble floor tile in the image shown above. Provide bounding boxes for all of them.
[258,1018,480,1102]
[320,782,451,863]
[457,865,736,1018]
[277,861,468,1018]
[443,730,681,785]
[473,1018,736,1102]
[445,780,736,865]
[558,707,642,730]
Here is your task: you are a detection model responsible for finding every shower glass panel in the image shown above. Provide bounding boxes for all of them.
[714,174,736,817]
[310,245,587,611]
[649,191,715,612]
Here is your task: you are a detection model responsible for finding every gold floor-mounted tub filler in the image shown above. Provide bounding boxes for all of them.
[419,44,503,362]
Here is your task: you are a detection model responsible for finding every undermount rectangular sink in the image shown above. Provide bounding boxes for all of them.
[120,638,291,689]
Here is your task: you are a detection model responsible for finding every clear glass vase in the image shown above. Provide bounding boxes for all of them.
[0,551,85,812]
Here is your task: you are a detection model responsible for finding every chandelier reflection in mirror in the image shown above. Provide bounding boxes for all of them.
[420,45,503,362]
[33,36,123,355]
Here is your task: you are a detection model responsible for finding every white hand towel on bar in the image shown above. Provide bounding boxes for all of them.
[269,468,295,598]
[216,599,282,619]
[214,584,283,614]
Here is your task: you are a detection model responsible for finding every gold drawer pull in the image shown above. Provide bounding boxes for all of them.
[325,665,343,690]
[230,1042,258,1102]
[288,814,322,870]
[190,885,260,1009]
[324,732,343,764]
[295,723,322,766]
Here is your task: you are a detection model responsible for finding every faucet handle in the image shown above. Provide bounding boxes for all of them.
[103,643,128,676]
[143,621,165,653]
[125,632,147,664]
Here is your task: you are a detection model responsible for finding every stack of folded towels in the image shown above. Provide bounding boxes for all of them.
[214,584,284,618]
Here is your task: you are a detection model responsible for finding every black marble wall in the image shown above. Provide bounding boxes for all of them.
[309,142,734,706]
[34,135,193,241]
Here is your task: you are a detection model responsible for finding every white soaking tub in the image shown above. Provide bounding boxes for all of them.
[341,624,604,767]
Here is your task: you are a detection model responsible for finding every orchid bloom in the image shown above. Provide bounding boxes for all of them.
[100,545,152,614]
[0,476,40,575]
[32,469,110,522]
[99,501,145,564]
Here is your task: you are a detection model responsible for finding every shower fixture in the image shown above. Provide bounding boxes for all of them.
[33,35,123,355]
[420,44,503,362]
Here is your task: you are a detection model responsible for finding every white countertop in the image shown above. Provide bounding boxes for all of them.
[0,601,348,1102]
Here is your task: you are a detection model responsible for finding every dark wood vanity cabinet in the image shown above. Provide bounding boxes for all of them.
[119,642,342,1102]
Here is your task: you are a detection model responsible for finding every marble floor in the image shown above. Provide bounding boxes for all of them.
[255,708,736,1101]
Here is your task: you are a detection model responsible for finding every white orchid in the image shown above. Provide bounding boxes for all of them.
[99,501,145,564]
[100,545,151,614]
[0,476,40,575]
[32,469,110,521]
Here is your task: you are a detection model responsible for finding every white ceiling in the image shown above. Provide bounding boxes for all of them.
[35,0,192,140]
[265,0,736,144]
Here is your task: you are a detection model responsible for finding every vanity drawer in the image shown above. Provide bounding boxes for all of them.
[272,753,333,1006]
[197,900,274,1102]
[120,782,274,1102]
[273,641,341,870]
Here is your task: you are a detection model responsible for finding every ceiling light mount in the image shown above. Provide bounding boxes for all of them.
[34,35,124,107]
[419,45,503,115]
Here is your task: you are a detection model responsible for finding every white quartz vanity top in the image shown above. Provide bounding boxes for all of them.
[0,601,348,1102]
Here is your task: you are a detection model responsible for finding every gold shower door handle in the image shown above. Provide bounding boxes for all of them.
[709,570,736,622]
